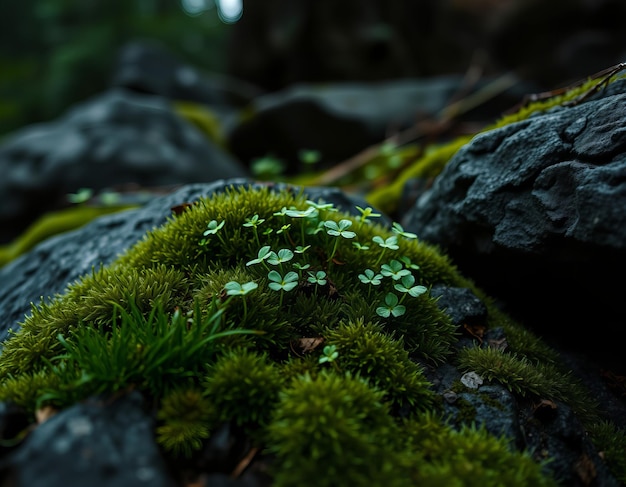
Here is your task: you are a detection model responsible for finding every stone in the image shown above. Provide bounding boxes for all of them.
[402,78,626,371]
[0,88,249,243]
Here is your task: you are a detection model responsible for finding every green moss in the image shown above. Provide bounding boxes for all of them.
[0,184,620,484]
[402,415,558,486]
[587,421,626,484]
[0,204,137,269]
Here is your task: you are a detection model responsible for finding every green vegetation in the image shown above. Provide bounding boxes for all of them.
[0,184,622,485]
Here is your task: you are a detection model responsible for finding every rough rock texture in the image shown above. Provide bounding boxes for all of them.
[0,392,177,487]
[402,78,626,373]
[0,88,249,243]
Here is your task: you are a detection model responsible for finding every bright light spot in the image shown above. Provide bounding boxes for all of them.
[181,0,213,16]
[217,0,242,23]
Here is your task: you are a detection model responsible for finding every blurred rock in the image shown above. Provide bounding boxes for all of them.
[0,391,177,487]
[227,75,533,173]
[0,88,249,243]
[110,39,264,112]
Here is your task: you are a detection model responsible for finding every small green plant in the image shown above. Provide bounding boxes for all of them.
[268,270,299,307]
[223,280,258,321]
[376,292,406,318]
[318,344,339,365]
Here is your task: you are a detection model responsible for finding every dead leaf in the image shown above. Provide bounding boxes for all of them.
[462,323,486,343]
[290,337,324,357]
[574,453,597,486]
[36,406,58,424]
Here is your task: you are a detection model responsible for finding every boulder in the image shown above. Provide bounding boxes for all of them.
[0,88,249,243]
[402,77,626,372]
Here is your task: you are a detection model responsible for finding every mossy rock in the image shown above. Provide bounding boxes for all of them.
[0,184,623,485]
[0,203,138,269]
[365,67,626,216]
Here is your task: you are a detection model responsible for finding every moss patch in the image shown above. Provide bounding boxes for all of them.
[0,184,621,485]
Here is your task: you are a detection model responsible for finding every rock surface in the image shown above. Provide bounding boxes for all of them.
[402,78,626,373]
[0,88,249,243]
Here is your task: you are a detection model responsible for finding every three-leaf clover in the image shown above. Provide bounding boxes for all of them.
[246,245,272,267]
[267,249,294,266]
[394,275,427,297]
[307,270,327,286]
[358,269,383,286]
[373,235,399,250]
[324,219,357,239]
[376,293,406,318]
[380,260,411,280]
[318,345,339,364]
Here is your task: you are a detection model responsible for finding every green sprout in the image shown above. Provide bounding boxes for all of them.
[267,270,299,307]
[307,270,327,286]
[243,214,265,246]
[376,293,406,318]
[223,281,259,321]
[318,344,339,364]
[324,219,356,262]
[380,260,411,281]
[199,220,226,246]
[355,206,381,228]
[391,222,418,240]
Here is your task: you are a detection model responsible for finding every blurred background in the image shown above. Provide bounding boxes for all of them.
[1,0,625,138]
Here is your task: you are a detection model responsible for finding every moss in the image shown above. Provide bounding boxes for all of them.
[0,184,620,484]
[0,204,137,269]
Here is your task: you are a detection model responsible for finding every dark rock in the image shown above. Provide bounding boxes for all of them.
[430,284,487,327]
[402,78,626,373]
[0,391,177,487]
[110,39,264,111]
[227,76,531,173]
[0,88,249,244]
